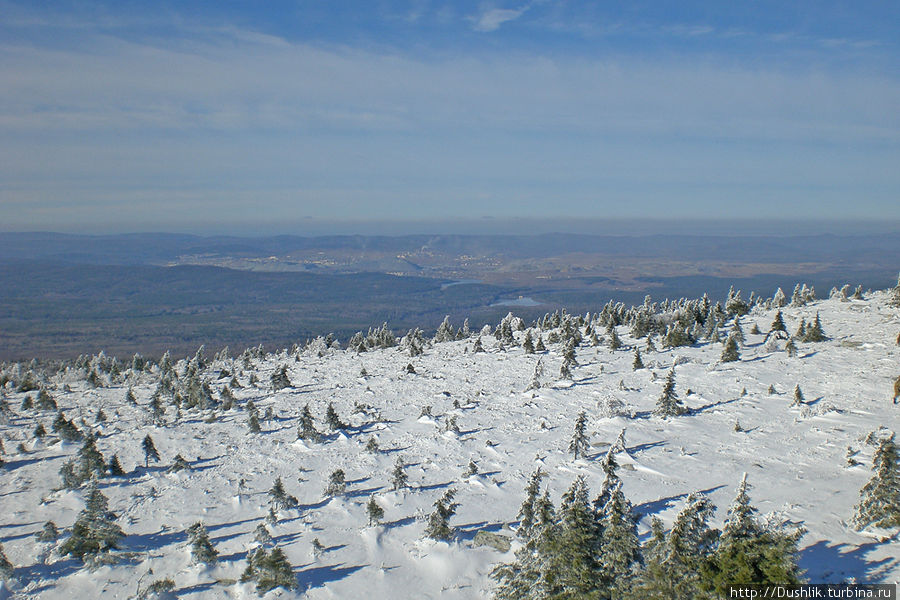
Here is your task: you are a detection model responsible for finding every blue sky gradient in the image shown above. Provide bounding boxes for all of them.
[1,1,898,233]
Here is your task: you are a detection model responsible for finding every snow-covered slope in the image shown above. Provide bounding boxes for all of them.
[1,290,899,598]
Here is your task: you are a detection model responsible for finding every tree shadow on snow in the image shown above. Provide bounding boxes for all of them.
[3,455,63,470]
[416,481,454,492]
[633,485,726,519]
[382,516,416,529]
[298,562,366,591]
[177,581,218,596]
[628,440,666,454]
[690,397,740,415]
[121,527,186,551]
[18,557,84,591]
[800,538,898,582]
[345,485,385,499]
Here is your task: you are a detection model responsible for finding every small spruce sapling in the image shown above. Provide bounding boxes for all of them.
[325,402,347,430]
[654,368,688,417]
[142,434,160,468]
[568,411,590,460]
[425,488,458,541]
[632,348,644,370]
[187,522,218,565]
[792,385,805,406]
[721,334,740,363]
[324,469,346,496]
[391,456,408,490]
[37,520,59,542]
[366,495,385,526]
[853,434,900,529]
[297,404,322,443]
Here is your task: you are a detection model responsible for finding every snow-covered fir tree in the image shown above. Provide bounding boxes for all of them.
[628,492,718,599]
[58,479,125,562]
[632,347,644,370]
[425,488,458,541]
[391,456,408,490]
[0,542,12,581]
[702,474,803,593]
[241,546,297,593]
[142,434,160,467]
[721,334,740,363]
[654,368,688,417]
[325,469,346,496]
[294,403,321,443]
[853,433,900,529]
[186,521,218,565]
[325,402,348,430]
[568,411,590,460]
[269,476,299,509]
[366,495,385,526]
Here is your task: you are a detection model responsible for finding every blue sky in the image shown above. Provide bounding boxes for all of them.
[1,1,898,233]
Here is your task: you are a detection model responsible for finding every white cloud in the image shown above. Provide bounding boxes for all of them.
[471,6,527,32]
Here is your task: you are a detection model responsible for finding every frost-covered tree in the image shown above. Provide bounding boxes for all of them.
[107,454,126,477]
[701,474,803,593]
[367,495,385,526]
[142,434,160,468]
[568,411,590,460]
[543,476,603,598]
[270,365,291,391]
[632,348,644,370]
[391,456,408,490]
[607,325,622,350]
[324,469,346,496]
[186,521,218,565]
[629,492,718,599]
[792,385,804,406]
[59,479,125,562]
[425,488,458,541]
[248,411,261,433]
[167,454,190,473]
[0,542,12,580]
[37,520,59,542]
[654,368,687,417]
[242,546,297,593]
[889,273,900,307]
[522,330,535,354]
[77,434,107,481]
[772,287,787,308]
[721,334,740,363]
[597,480,640,592]
[770,311,786,334]
[297,403,322,443]
[853,434,900,529]
[803,313,826,342]
[325,402,347,430]
[516,467,547,540]
[269,477,299,509]
[526,358,544,391]
[729,319,745,346]
[254,523,273,546]
[491,489,556,600]
[785,338,798,357]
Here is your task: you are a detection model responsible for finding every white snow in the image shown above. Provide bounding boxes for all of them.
[1,291,899,597]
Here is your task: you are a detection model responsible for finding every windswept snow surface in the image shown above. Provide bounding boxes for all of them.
[1,291,899,597]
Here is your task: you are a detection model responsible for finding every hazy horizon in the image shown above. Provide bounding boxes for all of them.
[5,217,900,238]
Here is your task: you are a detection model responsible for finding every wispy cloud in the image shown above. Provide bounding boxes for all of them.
[471,5,528,32]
